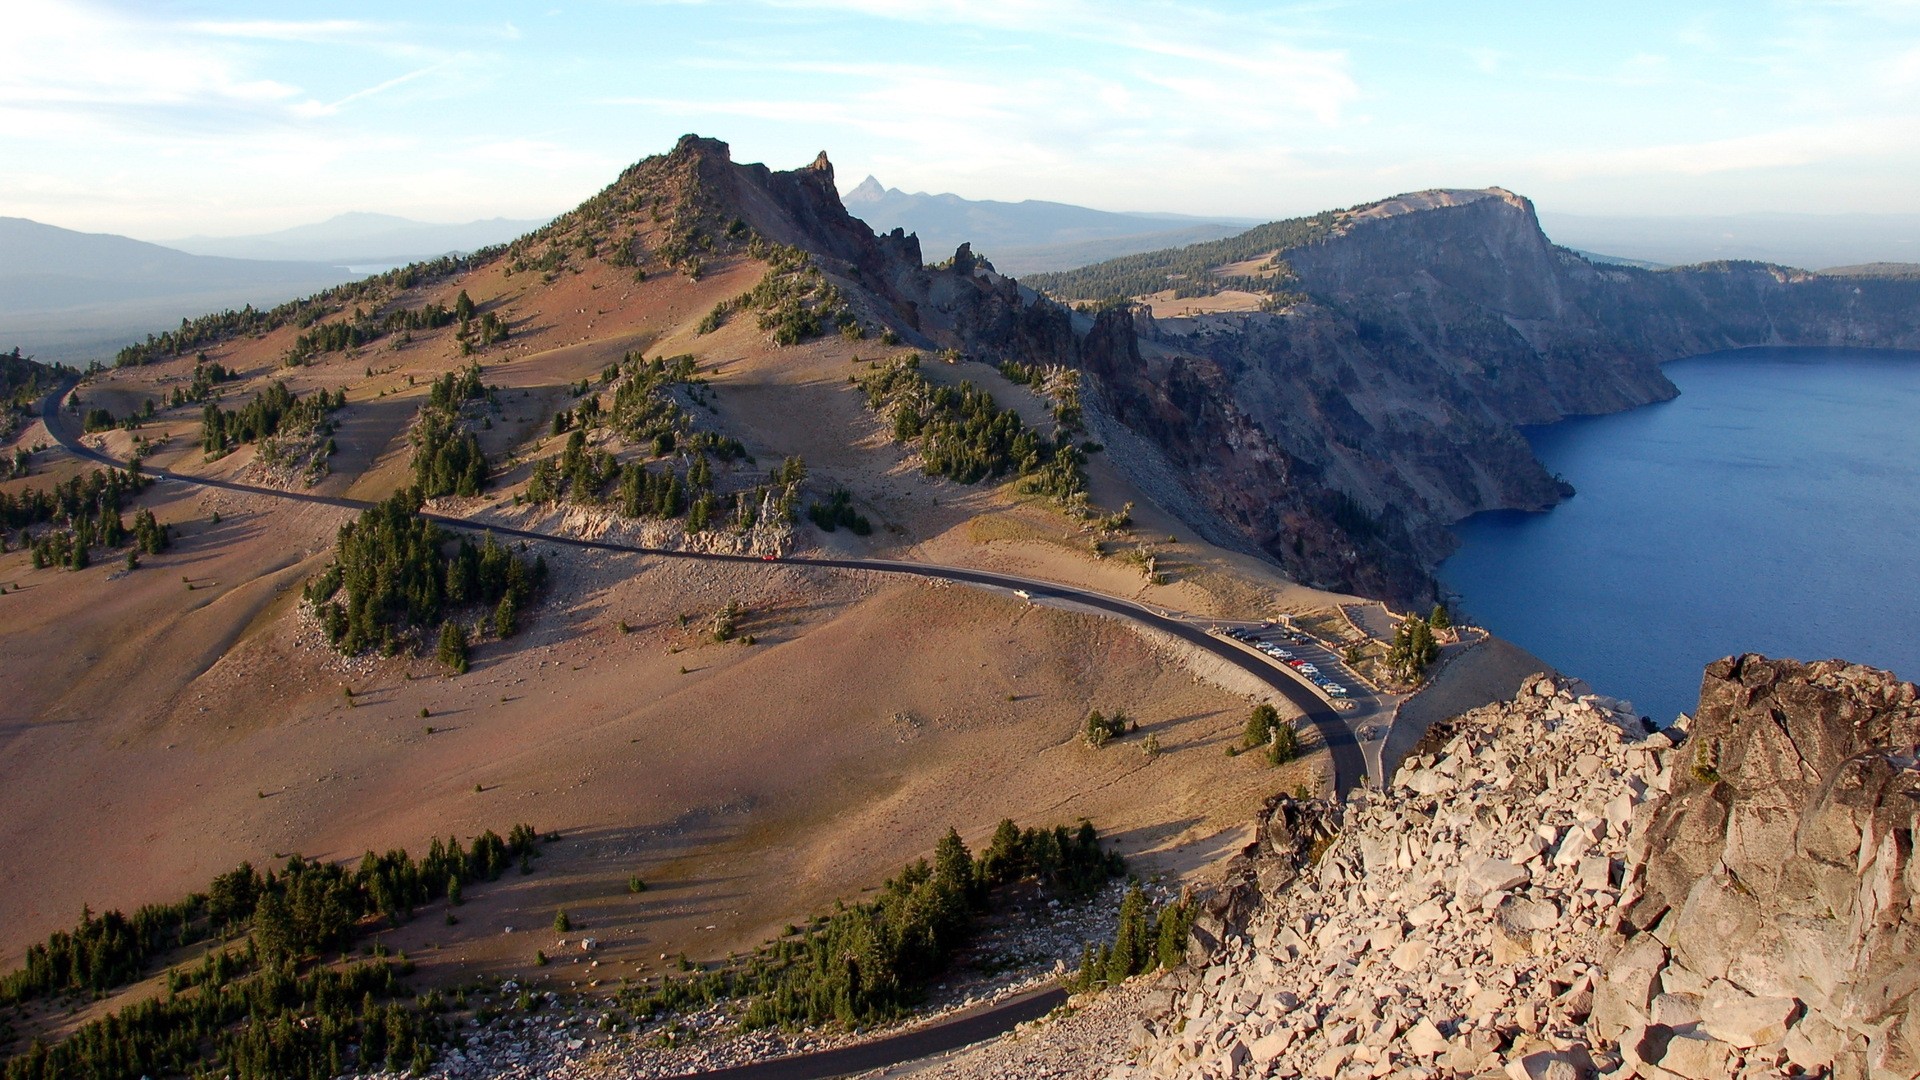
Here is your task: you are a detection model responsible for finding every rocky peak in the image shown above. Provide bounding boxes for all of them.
[845,175,888,204]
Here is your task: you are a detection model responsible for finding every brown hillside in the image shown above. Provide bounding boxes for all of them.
[0,137,1398,1023]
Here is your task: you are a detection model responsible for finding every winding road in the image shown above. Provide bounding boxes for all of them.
[39,380,1364,794]
[35,379,1369,1077]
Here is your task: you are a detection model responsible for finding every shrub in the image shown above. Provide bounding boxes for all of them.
[1244,703,1279,748]
[1267,722,1299,765]
[1083,709,1130,748]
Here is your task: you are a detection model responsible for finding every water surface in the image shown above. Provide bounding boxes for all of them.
[1440,347,1920,723]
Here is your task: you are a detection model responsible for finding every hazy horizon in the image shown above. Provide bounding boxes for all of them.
[6,1,1919,241]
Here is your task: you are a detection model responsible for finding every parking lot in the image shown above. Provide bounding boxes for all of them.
[1213,622,1375,703]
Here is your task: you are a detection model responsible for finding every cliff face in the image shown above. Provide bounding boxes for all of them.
[1072,189,1920,602]
[616,147,1920,603]
[1137,657,1920,1080]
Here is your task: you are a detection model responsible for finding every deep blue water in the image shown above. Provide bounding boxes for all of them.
[1439,347,1920,724]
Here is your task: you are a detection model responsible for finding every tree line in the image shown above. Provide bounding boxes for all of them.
[615,819,1124,1032]
[0,825,541,1080]
[1022,210,1340,303]
[285,291,509,366]
[112,253,493,369]
[857,354,1090,510]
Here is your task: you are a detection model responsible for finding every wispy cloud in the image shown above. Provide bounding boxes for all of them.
[1534,120,1905,180]
[184,19,383,43]
[754,0,1359,124]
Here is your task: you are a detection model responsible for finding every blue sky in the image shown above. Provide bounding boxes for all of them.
[5,0,1918,238]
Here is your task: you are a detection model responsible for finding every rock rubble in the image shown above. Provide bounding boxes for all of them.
[1119,658,1920,1080]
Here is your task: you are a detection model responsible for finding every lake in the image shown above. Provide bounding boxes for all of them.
[1439,347,1920,723]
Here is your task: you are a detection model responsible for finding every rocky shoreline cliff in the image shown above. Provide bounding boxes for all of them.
[590,144,1920,605]
[1065,191,1920,602]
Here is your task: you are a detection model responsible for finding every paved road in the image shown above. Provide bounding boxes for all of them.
[39,379,1367,1077]
[671,987,1066,1080]
[39,381,1363,794]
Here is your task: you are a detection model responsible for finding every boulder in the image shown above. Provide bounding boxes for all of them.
[1462,858,1529,901]
[1616,655,1920,1075]
[1699,992,1798,1049]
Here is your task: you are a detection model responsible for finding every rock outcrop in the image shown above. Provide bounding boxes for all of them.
[1068,192,1920,602]
[1609,656,1920,1079]
[1125,657,1920,1079]
[582,142,1920,603]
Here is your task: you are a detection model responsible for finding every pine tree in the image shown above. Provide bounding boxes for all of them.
[1267,721,1299,765]
[493,594,517,639]
[1244,703,1279,748]
[437,621,470,674]
[1105,886,1151,984]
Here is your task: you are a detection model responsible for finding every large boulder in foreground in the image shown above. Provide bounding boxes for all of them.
[1615,655,1920,1078]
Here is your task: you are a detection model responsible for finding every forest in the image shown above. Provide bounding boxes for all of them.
[0,826,542,1080]
[1,465,168,572]
[0,349,67,434]
[408,363,492,498]
[1021,210,1340,301]
[526,352,800,537]
[303,489,545,663]
[616,819,1124,1032]
[856,354,1089,510]
[200,382,343,457]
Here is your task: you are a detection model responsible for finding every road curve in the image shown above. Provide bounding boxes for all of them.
[667,986,1066,1080]
[39,381,1364,793]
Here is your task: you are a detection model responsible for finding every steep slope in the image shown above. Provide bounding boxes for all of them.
[1057,188,1920,603]
[0,134,1343,1044]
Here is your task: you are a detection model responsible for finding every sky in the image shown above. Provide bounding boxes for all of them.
[5,0,1919,239]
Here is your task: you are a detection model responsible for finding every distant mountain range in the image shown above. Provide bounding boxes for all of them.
[0,216,370,363]
[164,212,550,266]
[840,180,1920,276]
[841,176,1257,275]
[0,212,549,365]
[1537,210,1920,272]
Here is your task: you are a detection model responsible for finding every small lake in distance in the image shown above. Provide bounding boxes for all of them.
[1439,347,1920,723]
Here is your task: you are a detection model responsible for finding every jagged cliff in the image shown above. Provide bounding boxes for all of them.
[1128,656,1920,1079]
[559,144,1920,604]
[1068,189,1920,602]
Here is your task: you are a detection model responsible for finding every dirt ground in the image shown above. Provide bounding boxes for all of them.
[1,236,1354,1007]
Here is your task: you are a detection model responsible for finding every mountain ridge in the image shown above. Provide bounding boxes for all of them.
[842,175,1254,275]
[1040,186,1920,601]
[165,211,551,265]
